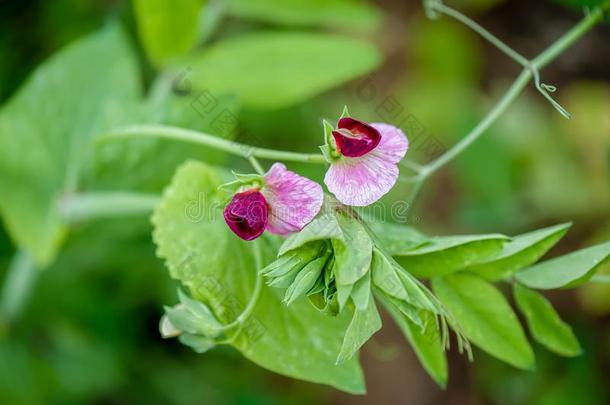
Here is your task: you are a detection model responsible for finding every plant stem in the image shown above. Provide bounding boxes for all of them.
[0,251,37,327]
[248,155,266,175]
[58,192,160,222]
[532,2,609,70]
[100,124,327,165]
[219,240,264,332]
[407,3,607,203]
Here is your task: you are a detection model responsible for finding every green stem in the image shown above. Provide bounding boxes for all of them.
[248,155,266,175]
[409,3,607,203]
[58,192,160,222]
[100,124,327,165]
[532,2,609,70]
[0,251,38,326]
[219,240,264,332]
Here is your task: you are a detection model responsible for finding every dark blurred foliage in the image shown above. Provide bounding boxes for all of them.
[1,0,609,404]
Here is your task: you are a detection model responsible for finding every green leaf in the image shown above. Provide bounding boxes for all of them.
[133,0,203,67]
[378,293,448,387]
[371,248,408,301]
[152,160,365,393]
[432,273,535,370]
[227,0,382,32]
[369,221,430,253]
[0,25,140,265]
[186,31,381,108]
[332,212,373,286]
[279,208,343,255]
[178,333,216,354]
[283,256,327,305]
[164,305,220,337]
[350,271,372,311]
[394,234,509,278]
[513,284,581,357]
[466,223,571,281]
[336,297,382,364]
[515,241,610,289]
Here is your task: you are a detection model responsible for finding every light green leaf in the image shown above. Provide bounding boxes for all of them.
[350,272,372,311]
[378,293,447,387]
[432,273,535,370]
[227,0,382,32]
[186,31,381,108]
[0,25,140,265]
[263,242,324,288]
[152,160,365,394]
[394,234,509,278]
[164,305,220,337]
[371,248,408,300]
[513,284,581,357]
[133,0,203,67]
[369,221,430,253]
[515,241,610,289]
[279,209,343,255]
[178,333,216,353]
[283,256,327,305]
[467,223,571,281]
[336,298,382,364]
[332,212,373,286]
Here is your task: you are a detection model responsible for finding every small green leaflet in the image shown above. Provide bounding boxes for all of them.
[336,296,382,364]
[513,284,581,357]
[432,273,535,370]
[283,255,328,305]
[278,208,344,255]
[369,221,429,253]
[152,161,365,394]
[515,241,610,289]
[184,31,381,108]
[371,248,408,301]
[332,212,373,286]
[394,234,509,278]
[377,292,448,387]
[466,223,571,281]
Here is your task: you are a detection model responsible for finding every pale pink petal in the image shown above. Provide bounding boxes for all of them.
[369,123,408,163]
[263,163,323,235]
[324,156,399,206]
[324,123,408,206]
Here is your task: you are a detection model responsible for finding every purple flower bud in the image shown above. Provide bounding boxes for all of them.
[223,189,269,241]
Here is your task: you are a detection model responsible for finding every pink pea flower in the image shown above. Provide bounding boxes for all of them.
[324,116,408,207]
[224,163,323,241]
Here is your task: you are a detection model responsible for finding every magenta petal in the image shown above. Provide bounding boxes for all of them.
[263,163,323,235]
[333,117,381,157]
[324,123,408,206]
[224,190,269,241]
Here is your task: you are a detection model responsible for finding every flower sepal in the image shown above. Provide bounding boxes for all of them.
[218,171,264,194]
[320,119,340,163]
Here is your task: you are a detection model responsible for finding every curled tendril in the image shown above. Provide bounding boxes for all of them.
[527,62,572,119]
[423,0,442,19]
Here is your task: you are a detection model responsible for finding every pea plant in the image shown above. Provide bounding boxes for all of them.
[1,0,609,394]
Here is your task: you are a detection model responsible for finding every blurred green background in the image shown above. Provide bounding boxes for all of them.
[1,0,609,404]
